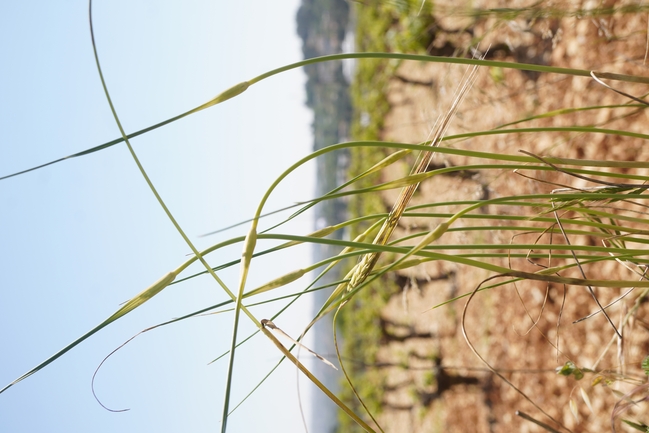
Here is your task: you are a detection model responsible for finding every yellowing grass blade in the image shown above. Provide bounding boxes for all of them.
[261,319,337,370]
[0,271,176,394]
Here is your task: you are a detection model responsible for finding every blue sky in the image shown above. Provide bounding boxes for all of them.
[0,1,326,432]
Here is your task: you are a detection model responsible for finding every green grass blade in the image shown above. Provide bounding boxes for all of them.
[0,271,176,394]
[6,51,649,182]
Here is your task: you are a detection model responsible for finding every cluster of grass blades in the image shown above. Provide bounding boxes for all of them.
[3,1,649,433]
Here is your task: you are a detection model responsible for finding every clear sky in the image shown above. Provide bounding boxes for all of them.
[0,1,323,432]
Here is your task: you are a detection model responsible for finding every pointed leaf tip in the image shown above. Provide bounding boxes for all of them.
[0,271,177,395]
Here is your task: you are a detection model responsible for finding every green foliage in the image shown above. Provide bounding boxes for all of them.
[556,361,584,381]
[356,0,436,53]
[622,419,649,432]
[7,2,649,432]
[335,3,649,428]
[423,371,436,387]
[335,3,437,430]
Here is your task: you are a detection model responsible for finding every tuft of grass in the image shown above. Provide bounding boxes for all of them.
[4,1,649,432]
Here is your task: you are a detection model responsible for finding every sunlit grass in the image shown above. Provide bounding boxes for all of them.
[3,1,649,432]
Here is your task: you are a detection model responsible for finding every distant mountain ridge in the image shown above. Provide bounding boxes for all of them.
[295,2,353,433]
[296,0,352,227]
[297,0,351,130]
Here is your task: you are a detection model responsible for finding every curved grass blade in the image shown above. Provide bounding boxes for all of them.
[89,6,266,431]
[261,319,337,370]
[4,52,648,182]
[260,324,376,432]
[0,271,176,394]
[496,104,647,129]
